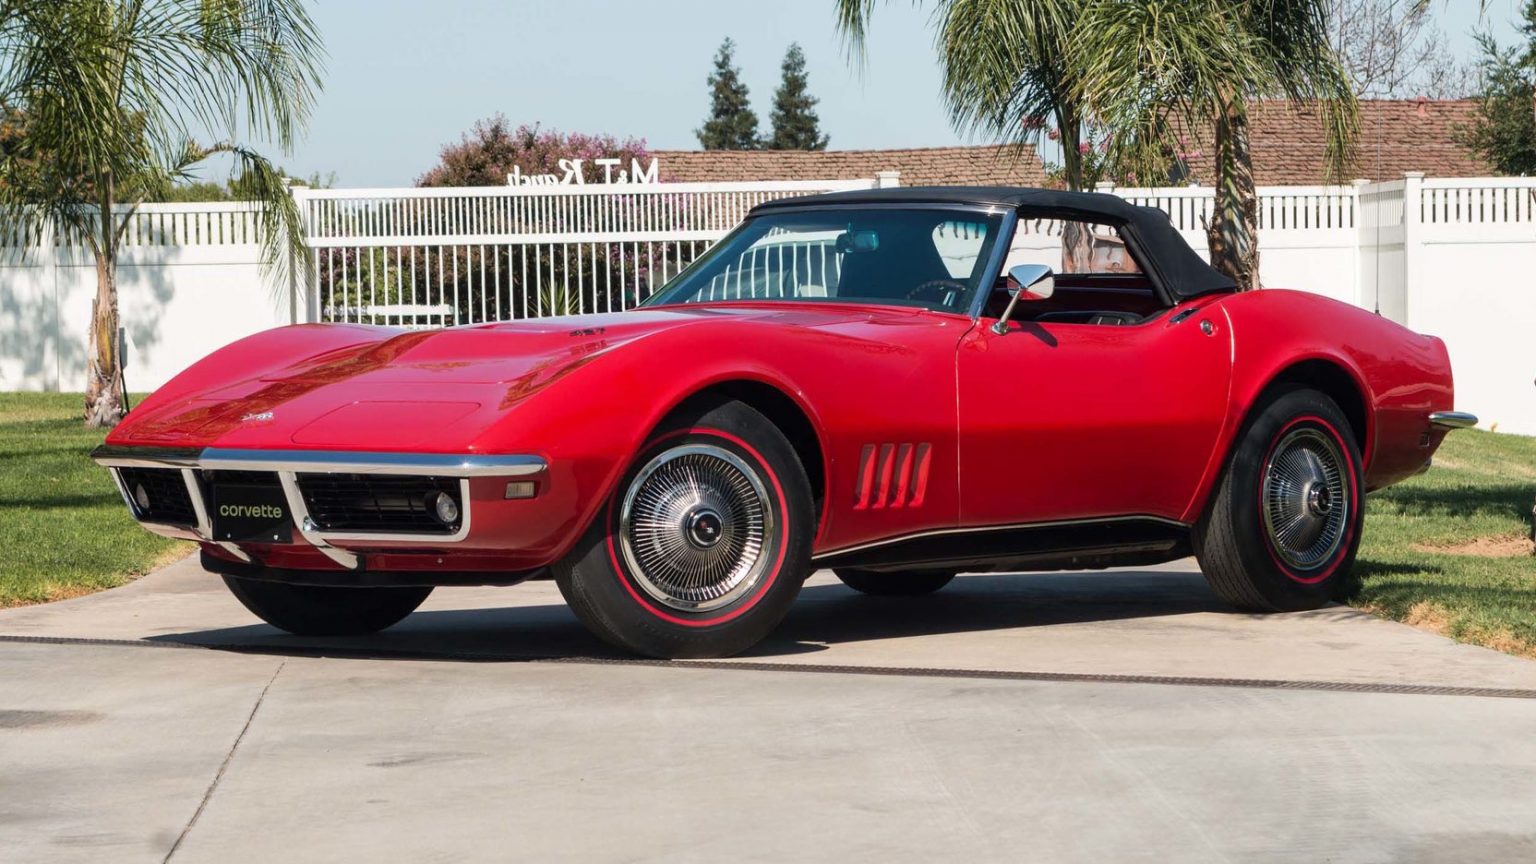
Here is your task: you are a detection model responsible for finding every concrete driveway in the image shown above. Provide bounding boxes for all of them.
[3,555,1536,863]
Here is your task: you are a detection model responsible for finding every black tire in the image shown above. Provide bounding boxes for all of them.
[554,399,814,659]
[1194,386,1364,612]
[222,576,432,636]
[834,568,955,596]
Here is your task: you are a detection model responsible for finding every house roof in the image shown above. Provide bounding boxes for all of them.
[1174,98,1491,185]
[652,145,1049,186]
[652,100,1491,189]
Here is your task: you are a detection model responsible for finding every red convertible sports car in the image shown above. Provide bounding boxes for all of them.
[94,186,1475,658]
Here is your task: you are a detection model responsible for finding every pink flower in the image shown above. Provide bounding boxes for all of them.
[1047,127,1060,141]
[1078,141,1091,154]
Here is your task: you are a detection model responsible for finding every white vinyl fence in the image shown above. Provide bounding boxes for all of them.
[3,173,1534,434]
[0,202,287,398]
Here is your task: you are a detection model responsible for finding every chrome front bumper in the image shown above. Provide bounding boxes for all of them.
[91,446,547,569]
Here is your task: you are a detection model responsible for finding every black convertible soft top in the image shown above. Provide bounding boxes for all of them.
[750,185,1237,301]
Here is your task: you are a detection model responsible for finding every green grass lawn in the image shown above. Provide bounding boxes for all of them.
[0,393,1532,658]
[1347,428,1536,658]
[0,392,189,606]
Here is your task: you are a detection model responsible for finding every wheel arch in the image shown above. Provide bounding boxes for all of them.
[1259,358,1371,457]
[1186,353,1373,524]
[657,379,829,534]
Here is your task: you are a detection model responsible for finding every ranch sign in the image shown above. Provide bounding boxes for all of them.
[507,157,660,187]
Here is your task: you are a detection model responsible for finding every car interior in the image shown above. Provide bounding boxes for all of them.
[983,219,1171,326]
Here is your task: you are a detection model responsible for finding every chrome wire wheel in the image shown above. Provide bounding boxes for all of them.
[618,443,776,612]
[1261,426,1350,572]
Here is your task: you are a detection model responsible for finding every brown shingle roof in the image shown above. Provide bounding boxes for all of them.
[1176,98,1491,185]
[654,100,1490,190]
[653,145,1048,186]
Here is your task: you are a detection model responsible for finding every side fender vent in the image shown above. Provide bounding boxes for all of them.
[854,442,932,509]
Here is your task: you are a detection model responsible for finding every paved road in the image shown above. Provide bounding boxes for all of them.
[3,556,1536,863]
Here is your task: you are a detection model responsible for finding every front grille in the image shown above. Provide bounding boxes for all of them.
[117,467,197,526]
[296,474,462,534]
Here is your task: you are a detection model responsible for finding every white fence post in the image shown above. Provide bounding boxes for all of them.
[288,183,318,324]
[1401,171,1424,327]
[41,218,59,391]
[1350,178,1370,310]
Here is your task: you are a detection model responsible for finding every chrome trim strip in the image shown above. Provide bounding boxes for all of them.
[277,471,360,569]
[198,448,547,477]
[1429,411,1478,430]
[810,514,1191,561]
[92,445,547,477]
[181,469,213,538]
[93,446,203,469]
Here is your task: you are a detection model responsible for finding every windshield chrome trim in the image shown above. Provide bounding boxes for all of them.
[966,207,1020,321]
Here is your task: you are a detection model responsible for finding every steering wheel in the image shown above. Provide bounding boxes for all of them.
[905,278,968,309]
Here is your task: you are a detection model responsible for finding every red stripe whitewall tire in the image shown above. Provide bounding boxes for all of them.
[1194,387,1365,612]
[554,399,814,658]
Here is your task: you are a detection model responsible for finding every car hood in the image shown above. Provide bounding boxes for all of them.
[108,303,926,451]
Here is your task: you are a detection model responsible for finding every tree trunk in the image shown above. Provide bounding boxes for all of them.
[84,248,124,428]
[1056,110,1093,272]
[85,169,125,428]
[1207,102,1261,291]
[1058,111,1084,192]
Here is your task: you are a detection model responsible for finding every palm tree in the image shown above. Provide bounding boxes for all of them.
[834,0,1096,190]
[0,0,323,426]
[835,1,1356,291]
[1074,1,1357,290]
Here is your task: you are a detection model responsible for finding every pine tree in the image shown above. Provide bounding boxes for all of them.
[1458,2,1536,175]
[696,38,761,150]
[769,43,829,150]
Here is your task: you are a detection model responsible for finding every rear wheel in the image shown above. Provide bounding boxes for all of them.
[554,399,814,658]
[222,576,432,636]
[834,568,955,596]
[1194,387,1363,612]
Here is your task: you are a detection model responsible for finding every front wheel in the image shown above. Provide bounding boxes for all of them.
[222,576,432,636]
[834,568,955,596]
[1194,387,1364,612]
[554,399,815,658]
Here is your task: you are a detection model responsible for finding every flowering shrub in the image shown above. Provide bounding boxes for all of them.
[417,116,653,187]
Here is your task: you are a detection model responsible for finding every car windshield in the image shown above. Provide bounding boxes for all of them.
[644,207,1006,314]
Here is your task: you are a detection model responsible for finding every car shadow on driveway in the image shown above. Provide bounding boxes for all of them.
[143,568,1240,663]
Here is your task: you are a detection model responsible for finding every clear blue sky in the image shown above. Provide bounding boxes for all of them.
[261,0,1526,187]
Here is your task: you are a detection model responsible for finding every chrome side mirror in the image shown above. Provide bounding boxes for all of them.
[991,264,1056,334]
